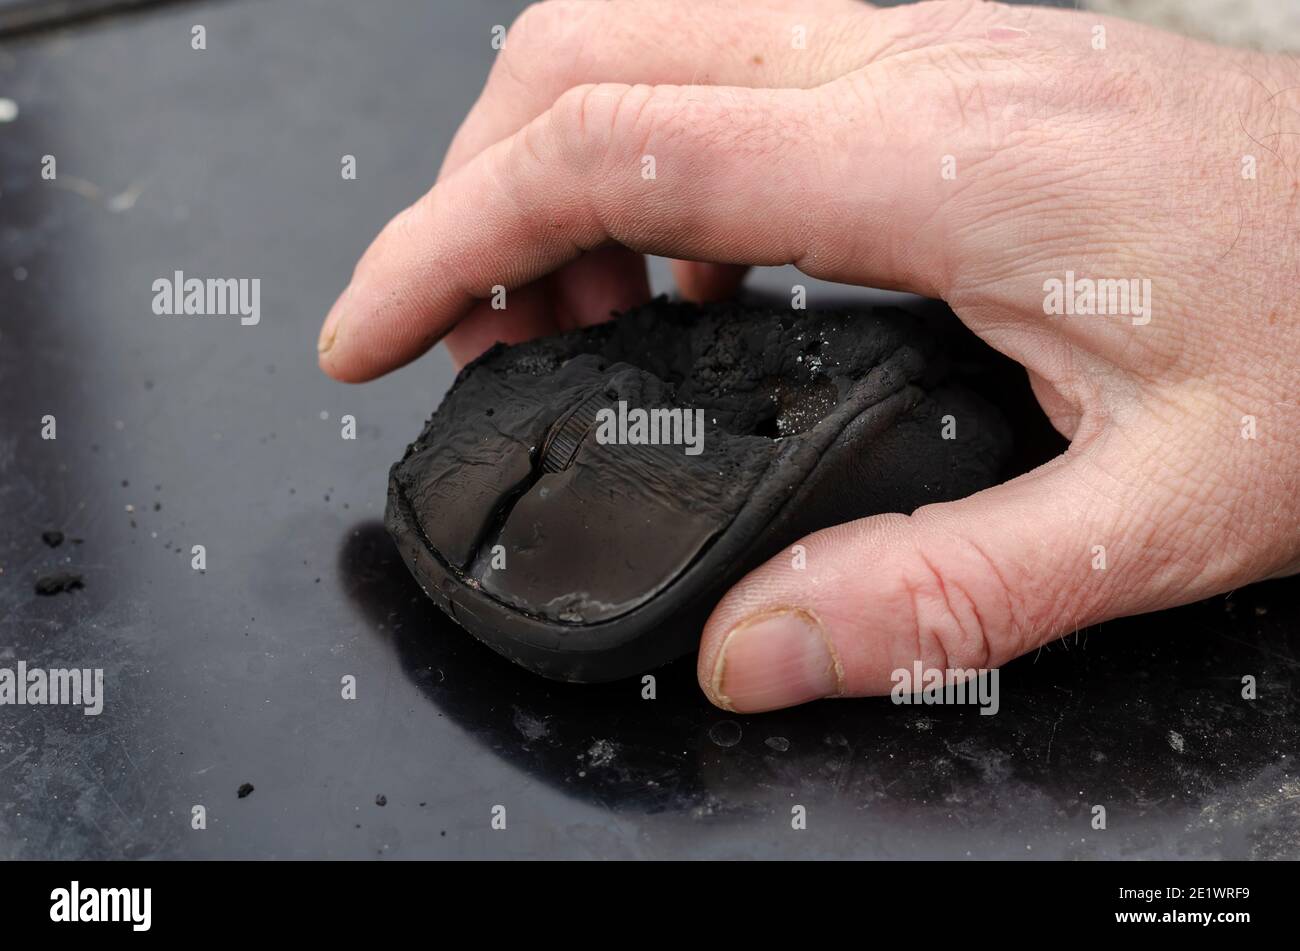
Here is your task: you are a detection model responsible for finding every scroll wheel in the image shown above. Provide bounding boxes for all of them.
[541,391,614,473]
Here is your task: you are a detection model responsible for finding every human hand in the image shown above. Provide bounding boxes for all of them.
[318,0,1300,712]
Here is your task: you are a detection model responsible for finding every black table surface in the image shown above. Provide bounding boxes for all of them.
[1,0,1297,860]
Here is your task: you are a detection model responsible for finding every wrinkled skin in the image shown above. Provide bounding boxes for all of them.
[318,0,1300,713]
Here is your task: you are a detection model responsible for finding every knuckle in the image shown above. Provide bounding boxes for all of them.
[893,538,1020,674]
[497,87,616,243]
[550,83,599,137]
[550,82,650,169]
[548,83,606,165]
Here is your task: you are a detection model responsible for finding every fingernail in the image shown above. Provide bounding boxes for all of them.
[709,608,842,713]
[318,285,351,354]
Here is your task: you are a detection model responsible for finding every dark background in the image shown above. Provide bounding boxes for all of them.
[1,0,1297,859]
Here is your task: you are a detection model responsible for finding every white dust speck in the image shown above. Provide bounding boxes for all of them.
[0,98,17,123]
[1168,730,1185,753]
[585,738,618,767]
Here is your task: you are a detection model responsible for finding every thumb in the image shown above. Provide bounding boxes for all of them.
[696,449,1157,713]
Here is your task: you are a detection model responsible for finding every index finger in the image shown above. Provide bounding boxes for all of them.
[318,79,950,382]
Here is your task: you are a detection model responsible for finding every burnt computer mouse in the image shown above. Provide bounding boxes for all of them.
[386,297,1012,683]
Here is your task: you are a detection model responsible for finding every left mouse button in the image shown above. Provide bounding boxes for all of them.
[394,436,536,570]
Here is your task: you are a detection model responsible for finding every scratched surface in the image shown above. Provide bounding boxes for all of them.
[1,0,1297,859]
